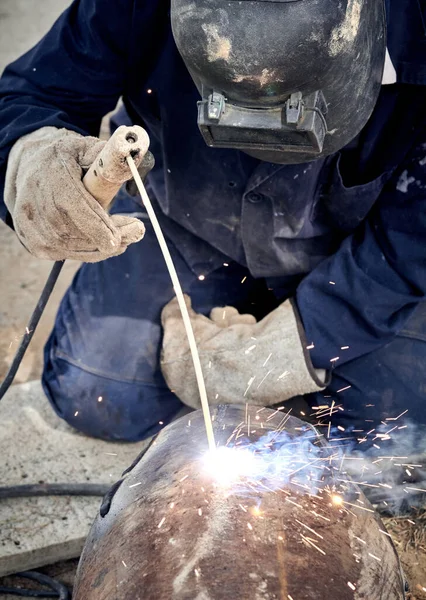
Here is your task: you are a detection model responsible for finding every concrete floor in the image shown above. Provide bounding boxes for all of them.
[0,0,79,384]
[0,3,80,596]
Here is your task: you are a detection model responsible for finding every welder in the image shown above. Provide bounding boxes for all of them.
[0,0,425,446]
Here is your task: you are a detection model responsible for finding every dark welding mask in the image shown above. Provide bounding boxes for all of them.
[171,0,386,164]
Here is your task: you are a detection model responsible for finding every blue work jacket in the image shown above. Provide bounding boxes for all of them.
[0,0,425,369]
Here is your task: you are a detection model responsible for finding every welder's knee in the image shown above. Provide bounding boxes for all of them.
[42,338,183,442]
[308,303,426,435]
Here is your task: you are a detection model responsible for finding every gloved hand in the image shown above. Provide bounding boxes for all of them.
[161,295,329,409]
[4,127,147,262]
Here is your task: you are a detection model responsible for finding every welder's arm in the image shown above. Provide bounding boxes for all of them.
[161,295,329,409]
[0,0,136,226]
[296,131,426,369]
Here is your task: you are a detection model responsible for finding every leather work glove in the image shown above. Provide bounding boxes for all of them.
[161,295,329,409]
[4,127,147,262]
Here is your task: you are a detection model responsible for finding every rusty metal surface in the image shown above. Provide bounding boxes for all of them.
[73,405,405,600]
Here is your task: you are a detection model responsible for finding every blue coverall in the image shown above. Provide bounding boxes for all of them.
[0,0,425,441]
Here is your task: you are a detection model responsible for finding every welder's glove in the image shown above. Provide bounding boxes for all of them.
[4,127,146,262]
[161,295,329,409]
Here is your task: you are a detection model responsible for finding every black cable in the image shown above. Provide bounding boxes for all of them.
[0,483,110,499]
[0,261,64,401]
[0,571,70,598]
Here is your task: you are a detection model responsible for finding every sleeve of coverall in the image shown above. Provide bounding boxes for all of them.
[0,0,134,225]
[296,130,426,369]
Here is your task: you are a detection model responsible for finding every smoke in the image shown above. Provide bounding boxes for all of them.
[202,424,339,498]
[202,417,426,515]
[338,419,426,515]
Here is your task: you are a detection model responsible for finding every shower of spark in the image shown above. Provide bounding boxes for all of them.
[201,425,331,498]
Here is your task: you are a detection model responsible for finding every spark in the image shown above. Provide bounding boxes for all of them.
[295,519,323,539]
[286,498,304,510]
[241,276,247,283]
[105,453,118,456]
[159,421,164,425]
[329,281,336,285]
[180,475,189,482]
[306,343,315,350]
[239,504,247,512]
[301,534,326,555]
[158,517,166,528]
[245,345,256,354]
[223,263,229,267]
[198,275,205,281]
[405,486,426,493]
[336,386,351,393]
[97,396,103,402]
[354,536,366,545]
[277,371,289,380]
[74,411,79,417]
[244,376,256,396]
[368,553,381,562]
[341,346,350,350]
[348,582,356,591]
[247,522,253,530]
[194,569,200,577]
[263,353,272,366]
[128,482,142,488]
[257,369,273,389]
[385,410,408,421]
[198,508,203,516]
[342,500,375,513]
[331,494,343,506]
[169,502,175,509]
[330,357,340,363]
[147,88,152,94]
[122,560,127,568]
[311,511,330,522]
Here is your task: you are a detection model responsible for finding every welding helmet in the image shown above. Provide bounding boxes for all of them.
[171,0,386,164]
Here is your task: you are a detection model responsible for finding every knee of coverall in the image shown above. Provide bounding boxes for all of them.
[42,334,183,442]
[307,302,426,452]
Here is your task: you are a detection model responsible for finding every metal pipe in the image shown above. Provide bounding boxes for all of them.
[73,405,406,599]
